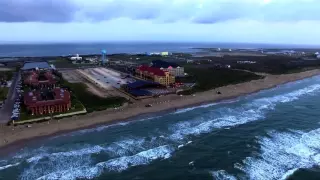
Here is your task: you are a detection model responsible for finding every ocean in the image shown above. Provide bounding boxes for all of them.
[0,42,317,57]
[0,75,320,179]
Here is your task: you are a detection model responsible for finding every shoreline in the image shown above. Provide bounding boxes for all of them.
[1,69,320,153]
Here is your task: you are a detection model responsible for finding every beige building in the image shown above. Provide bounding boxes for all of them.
[151,60,184,77]
[136,65,175,86]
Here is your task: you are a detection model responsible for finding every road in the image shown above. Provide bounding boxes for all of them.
[0,72,20,123]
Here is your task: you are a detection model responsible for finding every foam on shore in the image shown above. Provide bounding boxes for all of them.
[2,81,320,180]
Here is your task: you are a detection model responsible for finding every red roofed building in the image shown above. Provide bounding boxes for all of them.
[136,65,175,86]
[23,70,57,88]
[24,88,71,116]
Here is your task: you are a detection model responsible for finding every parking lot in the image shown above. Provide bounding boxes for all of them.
[61,69,133,98]
[0,72,21,123]
[80,67,136,89]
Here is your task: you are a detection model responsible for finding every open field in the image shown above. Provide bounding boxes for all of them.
[60,70,82,83]
[61,69,133,100]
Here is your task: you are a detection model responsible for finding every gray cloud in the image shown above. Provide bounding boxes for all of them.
[0,0,76,22]
[1,0,320,23]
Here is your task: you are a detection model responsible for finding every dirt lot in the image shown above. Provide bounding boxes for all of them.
[61,69,133,100]
[61,70,82,83]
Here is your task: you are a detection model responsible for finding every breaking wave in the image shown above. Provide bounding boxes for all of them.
[211,170,237,180]
[169,84,320,140]
[1,80,320,179]
[234,128,320,180]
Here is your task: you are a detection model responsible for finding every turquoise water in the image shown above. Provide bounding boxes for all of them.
[1,76,320,180]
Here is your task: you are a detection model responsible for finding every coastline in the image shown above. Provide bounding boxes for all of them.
[1,69,320,153]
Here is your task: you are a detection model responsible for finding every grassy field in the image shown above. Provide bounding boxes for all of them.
[49,58,98,68]
[179,67,263,95]
[0,87,9,101]
[61,80,127,113]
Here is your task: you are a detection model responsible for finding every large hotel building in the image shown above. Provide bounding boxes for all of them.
[24,88,71,115]
[21,62,72,116]
[136,65,175,86]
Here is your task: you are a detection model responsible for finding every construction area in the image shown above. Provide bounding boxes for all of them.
[60,68,134,99]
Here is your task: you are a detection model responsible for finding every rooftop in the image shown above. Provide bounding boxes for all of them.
[151,60,180,69]
[127,80,162,89]
[137,65,168,76]
[23,70,56,86]
[22,62,51,70]
[24,88,70,107]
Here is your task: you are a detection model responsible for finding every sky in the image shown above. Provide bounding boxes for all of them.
[1,0,320,45]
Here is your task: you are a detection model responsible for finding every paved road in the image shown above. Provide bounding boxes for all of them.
[0,72,20,123]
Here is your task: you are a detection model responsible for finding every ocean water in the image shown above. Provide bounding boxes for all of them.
[0,42,315,57]
[1,76,320,180]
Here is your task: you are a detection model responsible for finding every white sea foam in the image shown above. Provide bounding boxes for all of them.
[174,99,238,114]
[105,138,146,156]
[36,166,100,180]
[174,103,218,114]
[0,162,20,171]
[236,128,320,180]
[6,83,320,179]
[35,145,174,180]
[169,84,320,140]
[211,170,237,180]
[98,145,173,172]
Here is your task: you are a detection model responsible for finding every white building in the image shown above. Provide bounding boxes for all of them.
[317,55,320,59]
[70,54,82,61]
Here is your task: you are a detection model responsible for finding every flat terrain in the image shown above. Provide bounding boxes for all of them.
[61,69,133,100]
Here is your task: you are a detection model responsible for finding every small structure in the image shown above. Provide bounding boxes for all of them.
[101,50,108,65]
[123,80,165,97]
[150,60,184,77]
[22,62,52,71]
[161,52,169,56]
[70,54,82,61]
[24,88,71,116]
[317,55,320,59]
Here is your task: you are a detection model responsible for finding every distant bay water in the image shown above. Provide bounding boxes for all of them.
[1,75,320,179]
[0,42,318,57]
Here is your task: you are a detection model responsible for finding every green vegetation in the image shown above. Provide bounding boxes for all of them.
[0,87,9,101]
[179,67,263,95]
[50,58,97,68]
[60,79,127,113]
[49,58,78,68]
[0,71,14,81]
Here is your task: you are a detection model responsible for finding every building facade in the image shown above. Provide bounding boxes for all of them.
[136,65,175,86]
[24,88,71,116]
[150,60,184,77]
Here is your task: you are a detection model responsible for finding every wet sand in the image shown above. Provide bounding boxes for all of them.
[1,69,320,151]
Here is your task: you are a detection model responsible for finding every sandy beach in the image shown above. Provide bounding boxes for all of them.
[1,69,320,151]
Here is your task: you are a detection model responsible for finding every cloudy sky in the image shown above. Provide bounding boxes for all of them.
[1,0,320,45]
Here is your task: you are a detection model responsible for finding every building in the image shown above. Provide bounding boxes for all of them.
[23,70,57,88]
[317,55,320,59]
[22,62,52,71]
[70,54,82,61]
[123,80,164,97]
[24,88,71,116]
[136,65,175,86]
[150,60,184,77]
[161,52,169,56]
